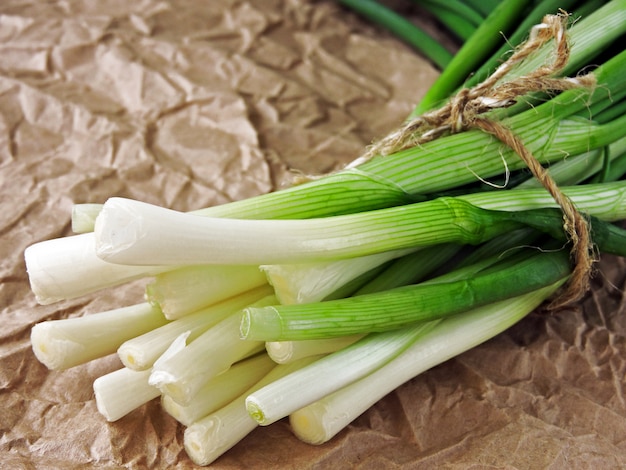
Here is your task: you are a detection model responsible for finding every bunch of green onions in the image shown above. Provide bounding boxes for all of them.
[24,0,626,466]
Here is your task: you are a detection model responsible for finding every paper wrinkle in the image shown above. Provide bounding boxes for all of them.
[3,0,626,468]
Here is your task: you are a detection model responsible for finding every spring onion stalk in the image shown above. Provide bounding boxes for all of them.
[353,244,464,296]
[462,0,501,18]
[263,238,512,365]
[23,233,169,305]
[117,285,274,370]
[412,0,535,114]
[336,0,454,69]
[183,356,320,467]
[270,242,471,305]
[265,335,364,364]
[419,0,485,28]
[289,282,563,445]
[247,320,439,426]
[71,203,103,233]
[149,297,276,405]
[95,176,626,267]
[30,302,167,370]
[241,249,572,340]
[94,196,514,266]
[93,367,160,422]
[266,243,459,310]
[459,181,626,220]
[419,6,476,42]
[261,247,418,305]
[161,353,275,426]
[515,138,626,189]
[145,265,267,320]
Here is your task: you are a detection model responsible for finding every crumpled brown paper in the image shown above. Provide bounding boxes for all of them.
[2,1,626,468]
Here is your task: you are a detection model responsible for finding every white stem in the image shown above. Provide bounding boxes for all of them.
[261,248,416,304]
[71,203,104,233]
[24,233,166,305]
[146,264,267,320]
[161,353,275,426]
[149,299,274,405]
[93,367,160,422]
[183,357,319,467]
[94,197,374,266]
[118,285,273,370]
[265,335,363,364]
[31,302,167,370]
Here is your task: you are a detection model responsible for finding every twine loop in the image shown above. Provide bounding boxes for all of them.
[349,12,597,308]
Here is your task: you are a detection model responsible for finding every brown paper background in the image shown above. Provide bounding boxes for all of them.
[1,1,626,468]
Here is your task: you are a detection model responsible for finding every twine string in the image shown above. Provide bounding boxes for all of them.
[349,13,597,308]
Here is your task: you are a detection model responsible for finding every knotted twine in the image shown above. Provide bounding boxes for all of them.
[349,13,597,309]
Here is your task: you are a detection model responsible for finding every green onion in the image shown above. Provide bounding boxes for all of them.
[96,197,515,266]
[183,356,320,467]
[460,181,626,220]
[246,320,439,426]
[145,264,267,320]
[289,283,562,444]
[261,247,417,305]
[24,233,167,305]
[161,353,275,426]
[94,179,626,267]
[117,285,273,370]
[240,249,571,340]
[515,137,626,189]
[149,296,276,405]
[31,302,167,370]
[412,0,536,114]
[265,335,363,364]
[93,367,160,422]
